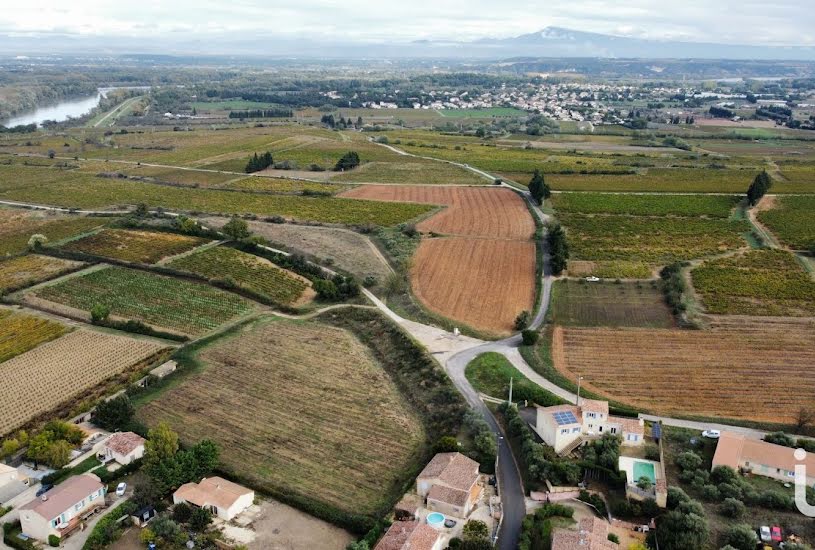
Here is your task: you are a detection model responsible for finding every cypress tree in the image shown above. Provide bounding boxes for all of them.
[529,169,550,205]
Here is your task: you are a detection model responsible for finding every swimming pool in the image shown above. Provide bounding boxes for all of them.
[427,512,445,527]
[633,460,656,483]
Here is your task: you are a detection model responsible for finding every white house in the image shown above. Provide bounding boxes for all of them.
[0,463,29,505]
[101,432,145,465]
[532,399,644,455]
[173,477,254,521]
[20,474,105,542]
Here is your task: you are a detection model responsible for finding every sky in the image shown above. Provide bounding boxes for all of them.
[0,0,812,47]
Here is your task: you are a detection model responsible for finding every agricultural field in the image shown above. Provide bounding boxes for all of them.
[226,177,351,194]
[757,195,815,251]
[691,249,815,316]
[559,213,750,266]
[551,319,815,424]
[60,229,209,264]
[550,193,739,218]
[80,162,238,187]
[437,107,527,118]
[332,160,485,185]
[411,237,536,334]
[0,329,169,436]
[0,309,68,363]
[341,184,534,239]
[551,280,674,328]
[167,245,314,306]
[0,207,107,256]
[0,255,85,295]
[202,217,393,282]
[777,164,815,186]
[0,165,433,226]
[566,260,653,279]
[31,266,255,337]
[545,168,770,193]
[137,317,425,516]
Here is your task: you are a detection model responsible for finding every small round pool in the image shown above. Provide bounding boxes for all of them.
[427,512,445,528]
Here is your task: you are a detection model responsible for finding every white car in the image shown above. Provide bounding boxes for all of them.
[702,430,721,439]
[115,482,127,497]
[585,276,600,282]
[760,525,771,543]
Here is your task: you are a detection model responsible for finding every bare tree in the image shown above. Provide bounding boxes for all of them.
[795,407,815,432]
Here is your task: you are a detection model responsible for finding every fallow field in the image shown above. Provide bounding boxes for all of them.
[0,329,169,436]
[0,208,106,256]
[551,280,674,328]
[60,229,209,264]
[137,317,425,517]
[0,255,85,295]
[551,320,815,424]
[30,266,255,337]
[167,245,314,306]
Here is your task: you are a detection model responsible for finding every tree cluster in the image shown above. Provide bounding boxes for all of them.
[26,422,85,469]
[229,108,292,119]
[245,151,274,173]
[93,395,135,432]
[143,422,220,494]
[334,151,361,171]
[709,106,735,118]
[746,170,772,206]
[547,224,569,275]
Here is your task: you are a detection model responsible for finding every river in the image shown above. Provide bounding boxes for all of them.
[2,86,148,128]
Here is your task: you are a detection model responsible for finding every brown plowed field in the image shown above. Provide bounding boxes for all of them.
[551,321,815,424]
[342,185,537,335]
[340,185,534,239]
[412,238,536,333]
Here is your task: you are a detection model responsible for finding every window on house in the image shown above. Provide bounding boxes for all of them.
[587,412,595,418]
[610,427,617,434]
[572,427,580,433]
[52,519,59,528]
[778,468,782,474]
[561,429,569,435]
[787,471,795,478]
[89,493,95,501]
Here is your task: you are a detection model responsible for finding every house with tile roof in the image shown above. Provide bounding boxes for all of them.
[416,452,482,518]
[101,432,145,465]
[532,399,645,455]
[712,431,815,485]
[551,517,618,550]
[19,474,105,542]
[373,520,442,550]
[173,476,254,521]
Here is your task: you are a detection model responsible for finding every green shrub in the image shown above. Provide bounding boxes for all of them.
[48,534,60,547]
[719,497,746,518]
[521,330,539,346]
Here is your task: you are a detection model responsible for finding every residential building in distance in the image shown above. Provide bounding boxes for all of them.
[374,520,442,550]
[101,431,146,465]
[416,452,482,518]
[532,399,645,456]
[19,474,105,542]
[551,516,618,549]
[173,476,254,521]
[712,431,815,485]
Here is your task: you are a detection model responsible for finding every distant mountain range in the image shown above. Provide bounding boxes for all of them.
[1,26,814,61]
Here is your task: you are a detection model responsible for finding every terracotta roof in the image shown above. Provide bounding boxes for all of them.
[374,521,440,550]
[417,453,479,491]
[105,432,145,456]
[21,474,103,520]
[427,484,469,508]
[581,399,609,416]
[174,476,253,511]
[551,517,617,550]
[713,431,815,473]
[609,416,645,436]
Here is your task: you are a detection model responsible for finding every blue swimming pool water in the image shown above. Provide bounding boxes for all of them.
[634,460,656,483]
[427,512,445,525]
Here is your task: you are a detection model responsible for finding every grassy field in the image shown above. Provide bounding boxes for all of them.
[757,195,815,250]
[0,208,107,256]
[32,266,255,336]
[332,160,485,185]
[464,352,561,407]
[60,229,208,264]
[545,169,770,193]
[136,316,426,517]
[437,107,527,118]
[691,249,815,316]
[551,193,739,218]
[566,260,653,279]
[167,245,312,305]
[190,100,290,111]
[1,329,169,437]
[0,255,85,295]
[227,177,351,194]
[0,309,68,363]
[203,218,393,282]
[551,280,674,328]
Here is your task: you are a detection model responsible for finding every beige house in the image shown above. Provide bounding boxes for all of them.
[20,474,105,542]
[416,453,482,518]
[374,520,442,550]
[551,516,617,549]
[533,400,645,455]
[173,476,254,521]
[0,463,21,487]
[0,463,29,505]
[101,432,145,465]
[712,431,815,485]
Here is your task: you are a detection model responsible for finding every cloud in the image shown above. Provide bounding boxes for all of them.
[0,0,811,46]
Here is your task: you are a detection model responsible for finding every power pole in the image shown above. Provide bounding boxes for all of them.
[508,377,513,404]
[577,375,584,407]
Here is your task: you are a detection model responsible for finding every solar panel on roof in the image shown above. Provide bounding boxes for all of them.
[553,411,578,425]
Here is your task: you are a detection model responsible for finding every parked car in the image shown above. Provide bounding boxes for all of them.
[760,526,772,543]
[444,519,457,528]
[36,484,52,497]
[772,526,783,542]
[116,482,127,497]
[586,276,600,282]
[702,429,721,439]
